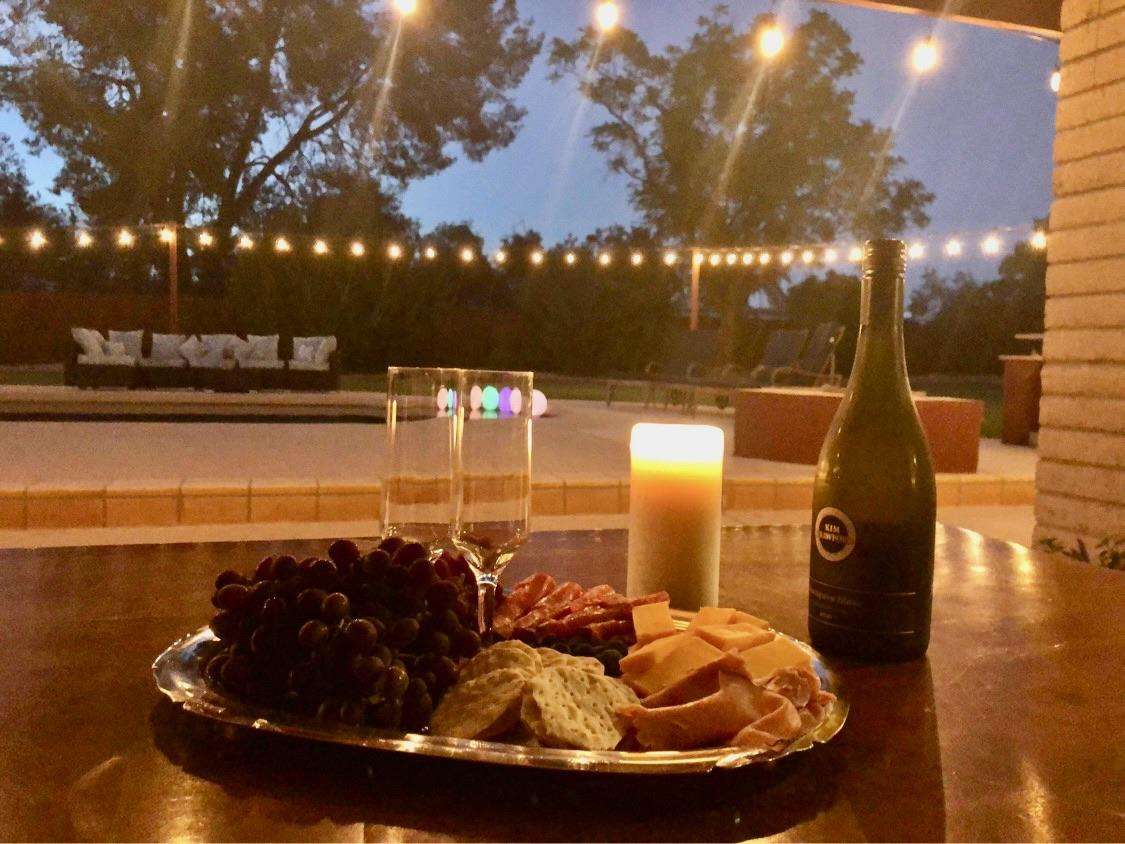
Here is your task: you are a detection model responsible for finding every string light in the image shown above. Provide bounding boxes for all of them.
[594,1,620,32]
[630,251,644,266]
[493,249,507,265]
[801,249,815,265]
[458,246,474,263]
[692,252,704,266]
[274,236,292,253]
[393,0,418,16]
[708,253,721,267]
[823,248,838,263]
[1029,230,1048,250]
[350,240,366,258]
[313,238,330,255]
[724,252,737,266]
[387,242,403,260]
[598,251,612,266]
[423,245,437,260]
[758,23,785,60]
[116,228,135,248]
[565,251,577,265]
[981,234,1002,256]
[75,230,94,248]
[944,238,963,257]
[780,250,794,266]
[741,251,754,266]
[910,37,939,74]
[1049,70,1061,93]
[28,229,47,250]
[758,252,771,266]
[663,250,678,266]
[237,234,255,250]
[848,245,863,262]
[158,227,176,244]
[530,249,545,266]
[907,242,925,259]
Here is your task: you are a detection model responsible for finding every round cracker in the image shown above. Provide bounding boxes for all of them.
[429,668,529,739]
[523,665,639,751]
[458,640,542,683]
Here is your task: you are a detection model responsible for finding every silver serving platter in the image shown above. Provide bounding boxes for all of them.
[153,618,848,775]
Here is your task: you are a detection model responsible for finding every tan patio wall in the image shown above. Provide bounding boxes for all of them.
[1035,0,1125,551]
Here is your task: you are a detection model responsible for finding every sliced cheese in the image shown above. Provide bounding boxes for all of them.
[686,606,738,629]
[632,600,676,645]
[620,631,687,675]
[692,623,776,651]
[628,636,728,697]
[738,636,812,681]
[730,610,770,628]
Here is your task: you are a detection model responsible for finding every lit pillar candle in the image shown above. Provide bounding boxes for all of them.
[628,423,724,610]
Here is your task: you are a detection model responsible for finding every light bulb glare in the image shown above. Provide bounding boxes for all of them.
[594,1,620,32]
[911,38,939,74]
[759,24,785,59]
[1029,230,1048,250]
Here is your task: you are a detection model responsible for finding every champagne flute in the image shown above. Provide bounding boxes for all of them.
[453,369,533,634]
[383,366,459,555]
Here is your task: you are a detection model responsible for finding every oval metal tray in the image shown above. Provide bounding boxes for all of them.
[153,621,847,775]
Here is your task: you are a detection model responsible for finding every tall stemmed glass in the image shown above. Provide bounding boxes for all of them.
[453,369,533,634]
[383,366,459,555]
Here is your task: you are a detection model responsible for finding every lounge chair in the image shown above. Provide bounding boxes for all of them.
[137,332,191,388]
[772,323,846,386]
[286,335,339,391]
[184,334,242,392]
[65,327,137,389]
[745,328,810,386]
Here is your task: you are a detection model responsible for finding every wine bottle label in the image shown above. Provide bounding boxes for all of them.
[814,507,856,562]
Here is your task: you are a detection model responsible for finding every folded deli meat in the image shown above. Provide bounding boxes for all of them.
[494,574,668,641]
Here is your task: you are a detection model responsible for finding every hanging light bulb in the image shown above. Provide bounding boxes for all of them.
[28,229,48,250]
[780,250,794,266]
[75,230,94,248]
[662,250,679,266]
[724,252,737,266]
[630,251,644,266]
[493,249,507,265]
[598,251,612,266]
[692,252,704,266]
[910,37,939,74]
[565,251,577,266]
[981,234,1002,256]
[394,0,418,16]
[848,245,863,262]
[350,240,366,257]
[387,242,403,260]
[197,230,214,248]
[237,234,255,250]
[758,252,772,266]
[158,227,176,244]
[530,249,545,266]
[1049,69,1061,93]
[116,228,136,248]
[907,242,925,259]
[274,236,292,253]
[459,246,475,263]
[801,249,815,265]
[741,251,754,266]
[823,248,838,263]
[758,23,785,60]
[1029,230,1048,250]
[423,245,437,260]
[708,252,721,267]
[313,239,329,255]
[594,1,620,32]
[943,238,963,257]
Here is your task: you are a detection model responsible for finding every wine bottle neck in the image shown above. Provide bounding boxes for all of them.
[849,251,909,396]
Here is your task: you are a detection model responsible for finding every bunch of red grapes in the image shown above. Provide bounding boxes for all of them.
[204,537,481,732]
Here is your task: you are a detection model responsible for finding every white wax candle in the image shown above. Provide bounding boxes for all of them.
[627,423,724,610]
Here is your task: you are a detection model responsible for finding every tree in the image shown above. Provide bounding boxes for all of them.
[0,133,58,227]
[549,7,932,362]
[0,0,542,236]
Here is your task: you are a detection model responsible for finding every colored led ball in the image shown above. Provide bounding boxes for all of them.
[482,385,500,412]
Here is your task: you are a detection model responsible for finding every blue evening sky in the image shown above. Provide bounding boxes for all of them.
[1,0,1058,285]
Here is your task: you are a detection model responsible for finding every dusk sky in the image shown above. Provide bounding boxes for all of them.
[0,0,1059,287]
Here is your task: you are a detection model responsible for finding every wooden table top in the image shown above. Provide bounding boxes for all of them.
[1,526,1121,842]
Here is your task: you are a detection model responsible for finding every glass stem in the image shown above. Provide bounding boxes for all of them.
[476,572,498,635]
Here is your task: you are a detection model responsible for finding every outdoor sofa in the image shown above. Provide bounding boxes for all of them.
[65,328,340,392]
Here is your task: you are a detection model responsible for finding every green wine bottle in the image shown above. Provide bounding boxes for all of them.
[808,239,936,661]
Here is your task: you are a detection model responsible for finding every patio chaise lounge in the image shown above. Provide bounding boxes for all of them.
[65,328,137,389]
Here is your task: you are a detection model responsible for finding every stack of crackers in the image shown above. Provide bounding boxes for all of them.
[430,640,639,751]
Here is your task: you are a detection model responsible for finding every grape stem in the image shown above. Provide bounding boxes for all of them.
[475,572,498,635]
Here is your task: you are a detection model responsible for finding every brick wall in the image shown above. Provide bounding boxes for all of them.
[1035,0,1125,550]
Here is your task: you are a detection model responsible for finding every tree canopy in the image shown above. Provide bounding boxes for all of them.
[0,0,542,232]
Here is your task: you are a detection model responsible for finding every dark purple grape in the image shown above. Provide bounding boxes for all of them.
[250,626,274,655]
[377,536,406,556]
[272,554,299,580]
[426,580,460,611]
[298,619,330,649]
[371,644,394,666]
[246,580,272,608]
[296,588,327,617]
[205,652,229,684]
[254,556,275,581]
[452,628,482,658]
[339,699,366,726]
[408,558,438,590]
[359,549,391,579]
[386,665,409,699]
[389,617,420,647]
[288,661,318,692]
[392,542,428,568]
[298,556,318,575]
[432,656,458,688]
[316,698,342,722]
[321,592,350,623]
[214,583,250,611]
[344,618,379,652]
[350,654,385,688]
[310,558,339,589]
[426,631,452,657]
[209,610,241,641]
[370,700,402,729]
[214,569,244,590]
[220,655,251,689]
[260,595,288,624]
[328,539,361,569]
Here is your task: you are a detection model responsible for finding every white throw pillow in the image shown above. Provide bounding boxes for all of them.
[104,341,128,357]
[247,334,279,361]
[108,329,143,360]
[179,335,203,361]
[151,333,186,362]
[228,335,252,364]
[292,336,320,363]
[313,336,337,366]
[71,327,105,359]
[200,334,237,357]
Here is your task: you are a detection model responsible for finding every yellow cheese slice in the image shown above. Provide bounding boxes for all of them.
[691,623,776,651]
[730,610,770,628]
[686,606,738,629]
[738,636,813,681]
[632,600,676,645]
[628,636,728,697]
[620,631,687,675]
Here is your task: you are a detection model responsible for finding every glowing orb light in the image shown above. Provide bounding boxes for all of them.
[76,231,94,248]
[594,1,620,32]
[758,24,785,59]
[1030,230,1048,250]
[981,234,1002,256]
[499,386,512,413]
[907,242,925,260]
[531,389,548,418]
[910,38,939,74]
[435,386,448,412]
[116,228,136,248]
[446,388,457,411]
[482,385,500,412]
[469,384,483,411]
[944,238,963,257]
[510,388,523,415]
